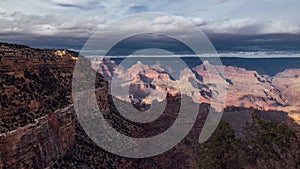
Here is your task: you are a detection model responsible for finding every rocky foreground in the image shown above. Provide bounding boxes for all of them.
[1,43,300,168]
[0,43,78,168]
[0,43,206,168]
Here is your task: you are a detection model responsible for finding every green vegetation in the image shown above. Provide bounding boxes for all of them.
[198,112,300,169]
[198,121,244,169]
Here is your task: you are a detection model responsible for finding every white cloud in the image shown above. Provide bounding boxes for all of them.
[261,21,300,34]
[201,18,262,34]
[0,0,299,40]
[200,18,300,34]
[0,10,299,39]
[0,11,107,37]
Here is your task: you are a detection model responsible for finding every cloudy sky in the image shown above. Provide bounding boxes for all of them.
[0,0,300,54]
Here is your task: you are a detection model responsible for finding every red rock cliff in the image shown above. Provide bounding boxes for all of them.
[0,105,75,168]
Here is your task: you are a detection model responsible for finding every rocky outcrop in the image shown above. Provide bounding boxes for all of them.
[94,58,212,110]
[92,57,120,81]
[193,62,286,110]
[0,105,75,169]
[91,57,300,124]
[272,68,300,124]
[92,58,300,110]
[0,43,79,168]
[0,43,77,133]
[51,95,211,169]
[273,68,300,107]
[2,43,300,168]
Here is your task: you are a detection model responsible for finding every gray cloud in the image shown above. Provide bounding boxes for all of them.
[0,11,107,37]
[0,10,299,40]
[213,0,229,4]
[50,0,104,10]
[0,0,300,54]
[129,5,149,13]
[55,3,91,10]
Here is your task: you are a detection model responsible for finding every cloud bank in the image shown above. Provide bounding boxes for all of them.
[0,0,300,54]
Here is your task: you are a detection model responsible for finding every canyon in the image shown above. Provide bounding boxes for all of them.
[92,57,300,124]
[1,43,300,168]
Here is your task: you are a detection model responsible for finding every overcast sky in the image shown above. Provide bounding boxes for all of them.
[0,0,300,54]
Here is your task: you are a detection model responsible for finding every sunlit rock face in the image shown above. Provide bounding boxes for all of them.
[272,68,300,124]
[92,58,213,108]
[193,63,286,110]
[92,57,300,124]
[273,68,300,107]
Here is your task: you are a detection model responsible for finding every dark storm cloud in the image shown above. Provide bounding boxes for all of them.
[53,1,104,10]
[213,0,229,4]
[129,5,149,13]
[208,33,300,53]
[95,33,300,56]
[55,3,89,10]
[0,0,299,59]
[1,32,300,56]
[106,33,195,56]
[0,33,88,50]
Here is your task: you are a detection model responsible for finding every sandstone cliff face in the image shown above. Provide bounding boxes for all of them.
[91,57,300,124]
[2,43,300,168]
[0,105,75,169]
[273,68,300,107]
[193,63,286,110]
[0,44,77,133]
[0,43,79,168]
[51,95,210,169]
[273,69,300,124]
[92,57,300,111]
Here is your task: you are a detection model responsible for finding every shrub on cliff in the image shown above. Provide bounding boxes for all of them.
[244,112,300,169]
[198,112,300,169]
[198,121,244,169]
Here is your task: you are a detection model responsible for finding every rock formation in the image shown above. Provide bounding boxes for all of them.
[0,105,75,169]
[1,43,300,168]
[0,43,78,168]
[91,57,300,124]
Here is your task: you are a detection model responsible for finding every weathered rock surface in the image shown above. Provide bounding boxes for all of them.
[0,43,79,168]
[272,68,300,123]
[193,62,286,110]
[51,95,211,169]
[92,57,300,124]
[0,43,77,133]
[0,105,75,169]
[2,43,300,168]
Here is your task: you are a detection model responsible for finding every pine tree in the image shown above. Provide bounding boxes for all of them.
[244,112,300,169]
[198,121,244,169]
